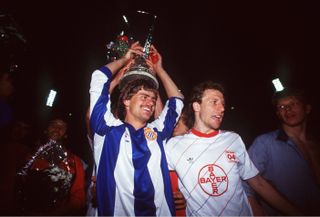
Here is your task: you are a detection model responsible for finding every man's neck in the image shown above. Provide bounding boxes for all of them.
[193,123,217,135]
[125,116,146,130]
[282,122,307,142]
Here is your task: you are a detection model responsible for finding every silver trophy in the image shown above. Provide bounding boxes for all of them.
[106,11,159,90]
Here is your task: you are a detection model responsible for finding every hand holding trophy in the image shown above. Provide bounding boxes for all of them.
[106,11,159,90]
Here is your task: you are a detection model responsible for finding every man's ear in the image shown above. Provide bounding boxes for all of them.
[192,102,201,112]
[123,99,130,107]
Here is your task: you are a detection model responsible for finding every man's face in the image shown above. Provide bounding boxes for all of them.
[194,89,225,131]
[47,119,67,141]
[125,88,157,124]
[276,96,310,127]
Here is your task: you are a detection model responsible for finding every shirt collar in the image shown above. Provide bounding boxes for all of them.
[191,128,219,138]
[276,128,289,142]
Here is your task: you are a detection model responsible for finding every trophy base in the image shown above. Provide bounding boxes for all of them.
[119,69,159,90]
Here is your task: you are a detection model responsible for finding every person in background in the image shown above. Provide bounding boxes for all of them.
[89,41,184,216]
[246,88,320,215]
[0,59,17,215]
[16,118,87,216]
[0,62,14,137]
[165,80,302,216]
[0,120,35,215]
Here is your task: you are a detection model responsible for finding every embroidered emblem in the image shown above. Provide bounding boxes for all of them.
[225,150,238,163]
[198,164,228,196]
[144,127,157,141]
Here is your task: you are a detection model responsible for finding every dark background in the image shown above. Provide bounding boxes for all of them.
[1,0,319,163]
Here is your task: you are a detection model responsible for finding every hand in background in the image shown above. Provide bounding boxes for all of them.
[173,190,186,210]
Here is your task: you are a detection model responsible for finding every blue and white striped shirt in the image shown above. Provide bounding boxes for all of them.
[89,66,183,216]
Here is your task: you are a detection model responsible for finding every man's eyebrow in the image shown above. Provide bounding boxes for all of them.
[139,92,156,98]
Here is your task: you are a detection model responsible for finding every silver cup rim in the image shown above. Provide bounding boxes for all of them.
[119,69,159,89]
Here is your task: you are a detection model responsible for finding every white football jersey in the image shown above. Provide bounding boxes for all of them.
[165,129,258,216]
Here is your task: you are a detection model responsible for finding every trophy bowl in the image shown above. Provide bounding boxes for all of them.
[119,58,159,90]
[107,11,159,90]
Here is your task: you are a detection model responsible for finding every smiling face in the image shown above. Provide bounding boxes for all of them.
[47,119,67,141]
[124,88,157,126]
[193,89,225,133]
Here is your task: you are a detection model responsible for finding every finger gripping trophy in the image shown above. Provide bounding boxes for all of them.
[106,11,159,90]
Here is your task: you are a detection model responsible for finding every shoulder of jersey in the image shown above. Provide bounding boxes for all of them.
[220,130,241,138]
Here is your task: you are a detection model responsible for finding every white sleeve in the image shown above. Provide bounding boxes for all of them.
[89,67,121,134]
[164,138,176,170]
[236,136,259,180]
[150,97,184,139]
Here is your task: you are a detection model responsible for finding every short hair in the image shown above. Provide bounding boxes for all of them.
[48,119,68,129]
[184,81,225,128]
[39,118,68,145]
[272,88,309,106]
[117,78,158,121]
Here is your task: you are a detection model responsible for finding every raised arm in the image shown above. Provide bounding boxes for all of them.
[109,59,134,93]
[147,45,184,99]
[89,42,143,131]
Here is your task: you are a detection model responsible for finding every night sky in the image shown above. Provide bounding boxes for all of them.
[2,1,319,161]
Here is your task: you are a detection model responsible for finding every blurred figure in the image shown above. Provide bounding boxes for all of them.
[0,120,34,215]
[246,88,320,215]
[0,65,14,135]
[16,118,86,216]
[0,60,18,215]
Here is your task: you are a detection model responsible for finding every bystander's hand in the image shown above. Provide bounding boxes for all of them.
[173,190,186,210]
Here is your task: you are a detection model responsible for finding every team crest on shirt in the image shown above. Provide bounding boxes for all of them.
[198,164,228,196]
[225,150,238,163]
[144,127,158,141]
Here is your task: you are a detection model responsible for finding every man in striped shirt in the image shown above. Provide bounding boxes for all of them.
[89,42,184,216]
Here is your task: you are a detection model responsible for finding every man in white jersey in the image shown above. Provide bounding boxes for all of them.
[165,80,301,216]
[89,42,184,216]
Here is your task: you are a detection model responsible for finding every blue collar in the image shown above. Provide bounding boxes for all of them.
[276,128,289,142]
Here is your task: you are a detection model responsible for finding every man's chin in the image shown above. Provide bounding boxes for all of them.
[140,115,153,123]
[49,135,61,141]
[145,116,153,121]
